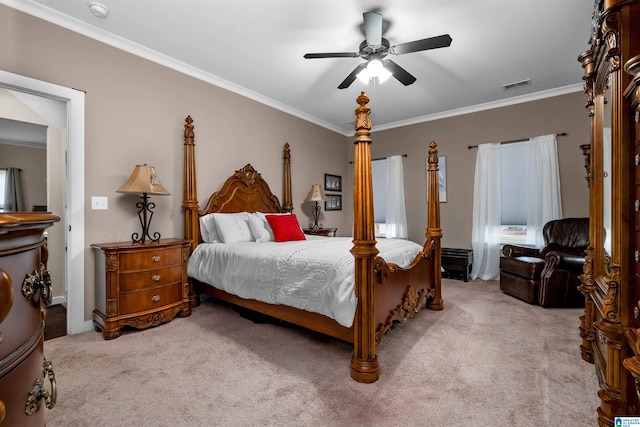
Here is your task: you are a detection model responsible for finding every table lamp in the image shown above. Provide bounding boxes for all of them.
[117,164,170,244]
[305,184,327,232]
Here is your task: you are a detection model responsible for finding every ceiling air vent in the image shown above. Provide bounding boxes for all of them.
[502,79,531,90]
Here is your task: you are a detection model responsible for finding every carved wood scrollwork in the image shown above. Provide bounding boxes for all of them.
[105,254,118,272]
[602,264,620,321]
[580,144,592,187]
[123,307,182,329]
[354,92,372,133]
[234,164,262,187]
[375,286,430,344]
[582,247,594,282]
[603,12,620,70]
[374,257,395,282]
[106,298,118,317]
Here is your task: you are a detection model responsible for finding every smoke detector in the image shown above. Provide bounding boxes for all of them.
[88,1,109,18]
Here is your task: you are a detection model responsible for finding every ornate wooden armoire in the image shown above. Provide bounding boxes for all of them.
[0,213,59,426]
[578,0,640,425]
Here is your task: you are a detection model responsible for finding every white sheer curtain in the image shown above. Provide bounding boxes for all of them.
[385,155,407,238]
[525,134,563,247]
[471,143,502,280]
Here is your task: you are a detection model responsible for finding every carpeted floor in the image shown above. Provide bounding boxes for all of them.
[44,279,599,426]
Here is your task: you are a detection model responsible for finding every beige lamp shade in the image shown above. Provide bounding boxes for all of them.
[305,184,327,202]
[117,164,170,195]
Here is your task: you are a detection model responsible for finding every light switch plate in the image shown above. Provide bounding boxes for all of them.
[91,196,108,210]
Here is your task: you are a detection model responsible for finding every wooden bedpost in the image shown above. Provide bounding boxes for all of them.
[182,116,199,308]
[426,141,444,310]
[282,143,293,213]
[350,92,379,383]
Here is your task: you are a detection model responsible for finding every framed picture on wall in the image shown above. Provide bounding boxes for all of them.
[325,194,342,211]
[324,174,342,192]
[426,156,447,203]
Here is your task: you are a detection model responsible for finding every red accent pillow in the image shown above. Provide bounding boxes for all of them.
[265,214,306,242]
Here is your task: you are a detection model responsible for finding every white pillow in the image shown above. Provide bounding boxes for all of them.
[248,214,272,242]
[213,212,254,243]
[199,213,221,243]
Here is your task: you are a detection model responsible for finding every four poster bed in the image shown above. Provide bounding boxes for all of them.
[182,92,443,383]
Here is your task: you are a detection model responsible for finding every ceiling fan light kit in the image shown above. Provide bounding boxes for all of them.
[356,58,392,84]
[304,11,452,89]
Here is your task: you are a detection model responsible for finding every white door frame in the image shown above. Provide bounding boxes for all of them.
[0,70,86,334]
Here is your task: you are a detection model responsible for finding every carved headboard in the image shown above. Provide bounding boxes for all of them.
[199,164,283,215]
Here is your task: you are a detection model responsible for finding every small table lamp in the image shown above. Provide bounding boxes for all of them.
[117,164,170,244]
[305,184,327,232]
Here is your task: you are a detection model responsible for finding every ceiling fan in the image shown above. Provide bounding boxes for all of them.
[304,11,452,89]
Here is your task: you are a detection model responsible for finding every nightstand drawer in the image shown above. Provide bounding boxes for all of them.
[119,247,182,270]
[119,265,182,292]
[119,282,183,315]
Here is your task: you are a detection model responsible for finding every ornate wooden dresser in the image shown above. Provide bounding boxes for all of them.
[578,0,640,424]
[0,213,59,426]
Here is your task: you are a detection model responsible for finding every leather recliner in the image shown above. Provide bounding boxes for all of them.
[499,217,589,307]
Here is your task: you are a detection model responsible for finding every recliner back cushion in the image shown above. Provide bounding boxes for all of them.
[542,218,589,250]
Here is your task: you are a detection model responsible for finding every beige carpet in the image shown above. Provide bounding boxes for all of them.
[44,279,599,426]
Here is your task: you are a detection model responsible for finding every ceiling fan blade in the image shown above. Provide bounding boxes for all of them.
[338,63,368,89]
[363,11,383,47]
[391,34,452,55]
[304,52,359,59]
[383,60,416,86]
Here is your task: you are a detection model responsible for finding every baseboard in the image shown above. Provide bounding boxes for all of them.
[52,295,67,307]
[83,320,95,332]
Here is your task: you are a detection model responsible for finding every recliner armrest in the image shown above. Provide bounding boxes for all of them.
[502,244,539,257]
[543,250,586,273]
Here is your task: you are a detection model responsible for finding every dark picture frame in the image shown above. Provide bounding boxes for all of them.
[325,194,342,211]
[324,174,342,192]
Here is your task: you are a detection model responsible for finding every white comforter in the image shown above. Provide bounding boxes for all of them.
[187,236,423,327]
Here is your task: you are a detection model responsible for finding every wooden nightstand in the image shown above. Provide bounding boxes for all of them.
[92,238,191,339]
[303,227,337,237]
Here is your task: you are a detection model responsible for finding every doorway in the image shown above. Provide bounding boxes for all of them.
[0,70,86,334]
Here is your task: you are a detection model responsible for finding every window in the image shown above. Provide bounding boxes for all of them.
[500,142,530,244]
[0,169,5,211]
[372,159,387,236]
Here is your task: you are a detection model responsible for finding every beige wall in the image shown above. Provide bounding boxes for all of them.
[368,92,590,248]
[1,5,590,322]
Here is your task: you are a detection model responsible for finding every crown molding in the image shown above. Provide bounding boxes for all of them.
[370,83,583,134]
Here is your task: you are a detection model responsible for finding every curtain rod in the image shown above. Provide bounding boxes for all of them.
[349,154,407,164]
[467,132,567,150]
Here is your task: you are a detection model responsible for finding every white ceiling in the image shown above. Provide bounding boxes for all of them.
[6,0,594,135]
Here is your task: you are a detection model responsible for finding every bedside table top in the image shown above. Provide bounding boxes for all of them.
[91,238,189,250]
[303,227,337,237]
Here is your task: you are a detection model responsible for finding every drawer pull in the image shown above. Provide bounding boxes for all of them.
[21,264,52,307]
[636,153,640,167]
[152,295,161,302]
[152,274,161,281]
[151,255,161,263]
[25,358,57,415]
[636,250,640,263]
